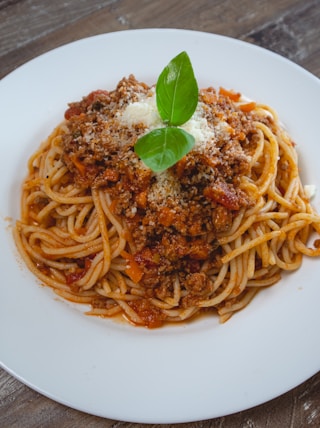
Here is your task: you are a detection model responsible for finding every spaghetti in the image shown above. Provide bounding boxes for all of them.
[14,75,320,327]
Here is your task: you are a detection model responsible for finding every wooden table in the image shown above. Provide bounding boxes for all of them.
[1,0,319,426]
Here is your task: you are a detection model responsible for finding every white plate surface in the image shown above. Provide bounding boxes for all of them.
[0,29,319,424]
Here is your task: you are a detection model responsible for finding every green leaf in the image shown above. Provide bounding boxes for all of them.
[134,51,199,172]
[134,127,195,172]
[156,51,199,126]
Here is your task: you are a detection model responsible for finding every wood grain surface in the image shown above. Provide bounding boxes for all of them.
[1,0,319,426]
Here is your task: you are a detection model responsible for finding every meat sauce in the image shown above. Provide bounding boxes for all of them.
[62,75,259,327]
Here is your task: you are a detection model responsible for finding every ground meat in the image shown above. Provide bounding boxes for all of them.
[212,205,233,233]
[62,75,150,189]
[181,273,214,308]
[127,299,166,328]
[60,76,259,299]
[185,272,214,296]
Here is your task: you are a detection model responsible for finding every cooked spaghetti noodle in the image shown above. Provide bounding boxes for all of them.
[14,75,320,327]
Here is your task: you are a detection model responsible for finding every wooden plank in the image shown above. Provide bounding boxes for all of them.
[0,0,117,55]
[1,368,319,427]
[0,0,319,427]
[2,0,318,79]
[243,0,320,76]
[0,1,126,78]
[112,0,303,37]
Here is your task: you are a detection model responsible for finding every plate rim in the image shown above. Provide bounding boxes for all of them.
[0,28,319,424]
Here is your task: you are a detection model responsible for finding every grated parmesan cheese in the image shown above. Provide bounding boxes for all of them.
[118,88,163,129]
[117,87,238,205]
[148,169,181,205]
[304,184,317,199]
[118,90,217,151]
[180,102,216,152]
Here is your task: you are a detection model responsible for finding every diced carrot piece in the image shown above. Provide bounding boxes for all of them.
[219,87,241,102]
[120,250,134,262]
[238,131,246,141]
[136,191,147,208]
[175,156,187,178]
[158,206,175,227]
[70,156,86,176]
[125,261,144,284]
[109,199,118,213]
[120,250,144,284]
[239,102,256,112]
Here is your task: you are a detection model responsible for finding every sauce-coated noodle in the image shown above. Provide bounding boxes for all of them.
[14,76,320,327]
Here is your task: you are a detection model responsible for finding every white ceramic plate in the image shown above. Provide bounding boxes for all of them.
[0,29,319,424]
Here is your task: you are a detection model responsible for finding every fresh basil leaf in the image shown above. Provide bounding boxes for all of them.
[156,51,199,126]
[135,127,195,172]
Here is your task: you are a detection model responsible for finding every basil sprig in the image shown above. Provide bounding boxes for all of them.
[156,51,199,126]
[134,127,195,173]
[134,52,198,172]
